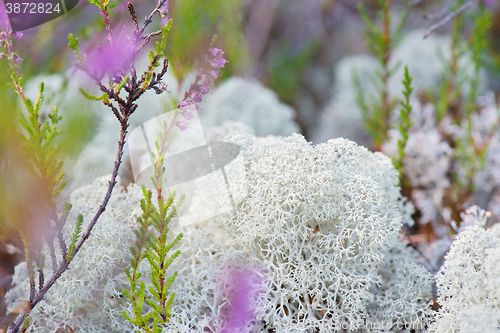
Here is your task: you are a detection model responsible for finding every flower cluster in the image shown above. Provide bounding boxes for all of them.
[176,47,228,132]
[84,28,135,80]
[0,1,23,66]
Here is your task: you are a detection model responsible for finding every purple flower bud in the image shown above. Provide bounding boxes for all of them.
[12,31,23,39]
[179,100,190,109]
[176,121,188,132]
[209,59,220,69]
[200,74,211,86]
[0,52,5,59]
[179,100,198,111]
[183,111,194,121]
[13,54,22,64]
[210,48,224,58]
[200,85,210,95]
[190,90,203,103]
[0,31,7,40]
[216,57,228,68]
[209,69,220,79]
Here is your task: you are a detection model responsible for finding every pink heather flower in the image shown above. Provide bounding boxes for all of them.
[220,268,264,333]
[210,48,224,58]
[210,57,228,68]
[12,31,23,39]
[190,90,203,103]
[200,85,210,95]
[176,121,189,132]
[209,69,219,79]
[179,100,197,111]
[0,52,5,59]
[183,111,194,121]
[13,54,22,64]
[200,74,211,86]
[85,27,135,78]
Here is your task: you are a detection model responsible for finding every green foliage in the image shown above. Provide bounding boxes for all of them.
[79,88,109,102]
[123,126,184,332]
[150,20,173,68]
[466,8,491,117]
[114,75,129,95]
[267,39,320,106]
[165,0,249,81]
[18,82,66,205]
[393,66,413,185]
[145,20,173,89]
[66,214,84,261]
[355,0,405,149]
[86,0,118,10]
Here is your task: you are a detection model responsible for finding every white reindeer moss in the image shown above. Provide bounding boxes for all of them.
[199,77,300,137]
[209,134,430,332]
[430,222,500,333]
[7,135,432,333]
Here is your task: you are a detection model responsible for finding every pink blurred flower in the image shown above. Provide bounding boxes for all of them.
[85,27,135,79]
[190,90,203,103]
[200,74,211,86]
[482,0,494,9]
[0,1,10,31]
[176,121,188,132]
[210,48,224,58]
[183,111,194,121]
[12,31,22,39]
[219,267,264,333]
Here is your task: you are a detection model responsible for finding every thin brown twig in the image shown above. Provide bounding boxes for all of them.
[423,0,478,39]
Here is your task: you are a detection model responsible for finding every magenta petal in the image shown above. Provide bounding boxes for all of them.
[176,121,188,132]
[190,90,203,103]
[14,54,22,64]
[85,27,135,78]
[209,69,220,79]
[214,57,228,67]
[200,74,212,86]
[220,268,264,333]
[12,31,23,39]
[210,48,224,57]
[200,86,210,95]
[183,111,194,121]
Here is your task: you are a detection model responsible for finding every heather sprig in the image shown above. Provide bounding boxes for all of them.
[465,6,491,117]
[432,7,466,123]
[393,66,413,186]
[122,121,184,333]
[2,23,83,333]
[4,0,181,331]
[355,0,405,150]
